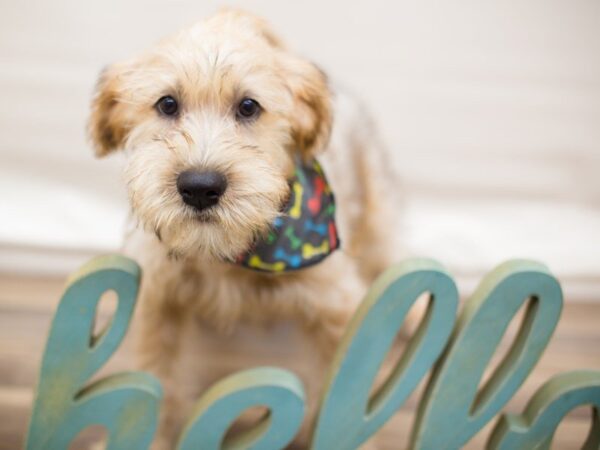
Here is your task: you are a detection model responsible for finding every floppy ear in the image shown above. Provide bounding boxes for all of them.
[88,64,130,157]
[285,58,333,158]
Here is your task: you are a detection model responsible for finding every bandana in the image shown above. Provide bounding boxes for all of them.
[235,158,340,273]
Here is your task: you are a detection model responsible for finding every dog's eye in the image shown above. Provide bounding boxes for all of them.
[156,96,179,116]
[237,98,261,120]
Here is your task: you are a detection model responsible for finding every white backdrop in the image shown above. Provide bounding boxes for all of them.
[1,0,599,300]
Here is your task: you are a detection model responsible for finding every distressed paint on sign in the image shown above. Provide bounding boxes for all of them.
[487,370,600,450]
[26,255,162,450]
[178,367,305,450]
[311,259,459,450]
[410,260,563,450]
[24,255,600,449]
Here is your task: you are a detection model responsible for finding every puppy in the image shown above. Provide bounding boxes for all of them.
[89,9,402,449]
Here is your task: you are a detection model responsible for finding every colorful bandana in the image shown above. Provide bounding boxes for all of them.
[235,158,340,273]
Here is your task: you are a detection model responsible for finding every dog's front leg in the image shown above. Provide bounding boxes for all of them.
[304,264,367,359]
[135,285,195,450]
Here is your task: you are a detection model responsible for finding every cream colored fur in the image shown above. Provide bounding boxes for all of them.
[89,9,403,449]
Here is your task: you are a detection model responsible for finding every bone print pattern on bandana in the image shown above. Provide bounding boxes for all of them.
[236,158,340,273]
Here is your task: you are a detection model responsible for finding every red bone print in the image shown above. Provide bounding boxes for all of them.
[328,221,337,248]
[308,177,325,215]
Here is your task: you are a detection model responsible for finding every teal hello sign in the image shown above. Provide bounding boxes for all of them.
[25,255,600,449]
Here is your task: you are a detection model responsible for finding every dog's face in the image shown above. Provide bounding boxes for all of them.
[89,10,332,261]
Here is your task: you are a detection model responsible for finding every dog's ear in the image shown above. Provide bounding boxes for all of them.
[88,64,131,157]
[284,58,332,158]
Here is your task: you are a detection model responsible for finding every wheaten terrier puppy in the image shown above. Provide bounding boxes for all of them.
[89,9,401,449]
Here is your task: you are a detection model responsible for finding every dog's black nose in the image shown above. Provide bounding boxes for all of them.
[177,170,227,211]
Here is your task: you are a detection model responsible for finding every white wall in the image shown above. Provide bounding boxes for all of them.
[1,0,599,299]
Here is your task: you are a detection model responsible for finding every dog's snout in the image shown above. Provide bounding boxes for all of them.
[177,170,227,211]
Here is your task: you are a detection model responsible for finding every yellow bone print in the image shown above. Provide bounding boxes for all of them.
[248,255,286,272]
[289,182,303,219]
[302,240,330,260]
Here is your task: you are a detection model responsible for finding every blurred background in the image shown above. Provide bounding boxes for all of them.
[1,0,599,299]
[1,1,599,449]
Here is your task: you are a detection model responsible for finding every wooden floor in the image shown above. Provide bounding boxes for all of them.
[1,273,599,450]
